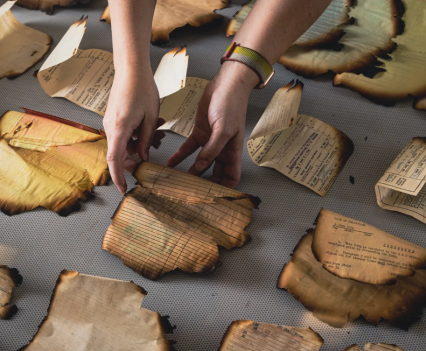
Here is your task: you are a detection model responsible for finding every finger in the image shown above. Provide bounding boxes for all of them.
[193,129,232,172]
[137,116,157,161]
[208,161,224,184]
[167,134,200,168]
[188,160,213,177]
[221,161,241,189]
[123,158,138,173]
[106,134,130,194]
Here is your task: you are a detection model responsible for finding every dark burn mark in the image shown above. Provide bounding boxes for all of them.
[350,176,355,185]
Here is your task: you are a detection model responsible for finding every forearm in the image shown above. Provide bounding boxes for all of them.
[109,0,156,76]
[234,0,333,64]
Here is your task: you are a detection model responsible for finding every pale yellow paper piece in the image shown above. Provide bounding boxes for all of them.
[16,0,91,15]
[278,229,426,329]
[158,77,209,137]
[219,320,324,351]
[345,344,404,351]
[415,97,426,110]
[0,266,22,320]
[375,138,426,224]
[103,162,260,280]
[227,0,352,47]
[247,80,353,196]
[0,1,51,79]
[334,0,426,105]
[0,110,109,216]
[38,18,188,116]
[101,0,229,45]
[312,208,426,285]
[21,270,172,351]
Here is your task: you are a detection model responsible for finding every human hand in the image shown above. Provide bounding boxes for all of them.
[103,68,165,194]
[167,62,259,188]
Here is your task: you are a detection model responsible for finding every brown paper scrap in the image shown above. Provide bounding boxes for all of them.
[16,0,90,15]
[103,162,260,280]
[0,110,109,216]
[344,344,404,351]
[0,266,22,320]
[227,0,352,47]
[101,0,229,44]
[312,208,426,285]
[247,80,353,196]
[278,226,426,329]
[0,1,51,79]
[219,320,324,351]
[38,18,188,116]
[226,0,402,77]
[375,138,426,224]
[334,0,426,105]
[20,270,173,351]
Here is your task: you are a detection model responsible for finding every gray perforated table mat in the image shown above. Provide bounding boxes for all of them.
[1,1,426,350]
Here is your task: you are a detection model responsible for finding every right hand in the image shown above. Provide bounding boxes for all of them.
[103,69,165,194]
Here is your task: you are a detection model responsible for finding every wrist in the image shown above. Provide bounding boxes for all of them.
[217,61,260,94]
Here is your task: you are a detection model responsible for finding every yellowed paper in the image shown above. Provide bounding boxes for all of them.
[0,266,22,320]
[0,110,109,216]
[375,138,426,224]
[345,344,404,351]
[278,227,426,329]
[103,162,260,280]
[227,0,352,47]
[21,270,172,351]
[158,77,209,137]
[0,1,51,79]
[38,18,188,116]
[101,0,229,45]
[219,320,324,351]
[312,208,426,285]
[247,81,353,196]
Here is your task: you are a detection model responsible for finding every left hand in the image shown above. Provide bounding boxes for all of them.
[167,62,259,188]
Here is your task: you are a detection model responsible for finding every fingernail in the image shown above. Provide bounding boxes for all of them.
[195,160,209,171]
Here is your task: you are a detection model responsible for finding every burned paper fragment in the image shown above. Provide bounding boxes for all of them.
[227,0,402,77]
[20,270,173,350]
[312,208,426,285]
[375,138,426,224]
[0,266,22,319]
[16,0,90,15]
[0,1,51,79]
[38,18,188,116]
[101,0,229,45]
[0,109,109,216]
[103,162,259,280]
[280,0,402,77]
[219,320,324,351]
[278,218,426,329]
[334,0,426,105]
[247,80,353,196]
[227,0,352,47]
[344,344,404,351]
